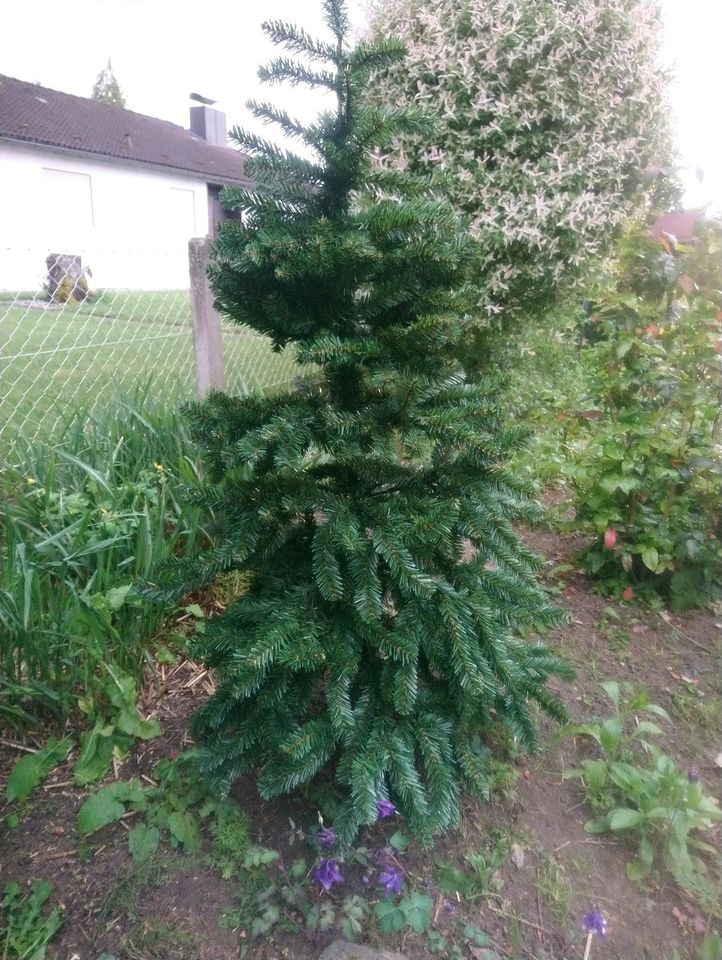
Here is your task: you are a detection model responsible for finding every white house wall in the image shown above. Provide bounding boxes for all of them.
[0,142,210,290]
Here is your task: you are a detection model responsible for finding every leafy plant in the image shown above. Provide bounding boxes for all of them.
[1,880,62,960]
[339,895,369,939]
[375,892,433,934]
[77,778,148,836]
[4,738,73,803]
[75,758,244,862]
[435,831,511,897]
[150,0,571,849]
[73,664,161,786]
[568,227,722,608]
[207,803,253,879]
[563,681,721,898]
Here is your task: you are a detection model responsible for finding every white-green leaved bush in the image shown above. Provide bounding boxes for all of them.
[368,0,676,321]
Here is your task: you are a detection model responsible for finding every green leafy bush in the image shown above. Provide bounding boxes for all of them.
[150,0,571,847]
[568,227,722,608]
[563,682,721,900]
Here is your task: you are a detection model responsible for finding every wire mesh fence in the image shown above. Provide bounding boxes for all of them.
[0,244,299,460]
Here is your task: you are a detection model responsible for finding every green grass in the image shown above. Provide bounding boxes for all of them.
[0,392,206,731]
[0,290,298,453]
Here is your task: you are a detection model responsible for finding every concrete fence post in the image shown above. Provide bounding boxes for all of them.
[189,237,225,397]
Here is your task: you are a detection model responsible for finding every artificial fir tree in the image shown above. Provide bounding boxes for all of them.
[152,0,571,845]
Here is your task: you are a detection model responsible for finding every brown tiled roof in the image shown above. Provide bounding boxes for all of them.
[0,74,250,186]
[650,210,704,243]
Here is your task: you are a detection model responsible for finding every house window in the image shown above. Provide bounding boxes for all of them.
[43,168,94,231]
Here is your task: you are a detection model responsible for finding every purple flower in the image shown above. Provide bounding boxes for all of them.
[582,910,608,937]
[376,799,396,819]
[443,899,457,915]
[361,872,371,887]
[314,858,344,891]
[378,866,404,895]
[317,826,337,849]
[687,768,699,784]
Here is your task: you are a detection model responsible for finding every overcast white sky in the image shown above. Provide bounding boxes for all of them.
[2,0,720,211]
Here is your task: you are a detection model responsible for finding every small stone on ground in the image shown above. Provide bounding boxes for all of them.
[318,942,407,960]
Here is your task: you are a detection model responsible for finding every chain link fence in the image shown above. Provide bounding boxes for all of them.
[0,243,299,459]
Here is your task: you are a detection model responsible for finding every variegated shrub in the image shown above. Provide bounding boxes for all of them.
[368,0,676,323]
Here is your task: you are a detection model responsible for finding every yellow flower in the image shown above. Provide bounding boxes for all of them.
[26,477,37,485]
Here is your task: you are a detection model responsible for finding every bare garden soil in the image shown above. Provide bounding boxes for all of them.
[1,523,720,960]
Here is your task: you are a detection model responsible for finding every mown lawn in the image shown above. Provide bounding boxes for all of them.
[0,291,298,452]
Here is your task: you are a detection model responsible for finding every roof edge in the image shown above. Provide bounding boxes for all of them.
[0,134,252,187]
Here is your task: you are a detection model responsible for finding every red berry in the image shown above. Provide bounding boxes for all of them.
[623,587,634,602]
[603,528,618,550]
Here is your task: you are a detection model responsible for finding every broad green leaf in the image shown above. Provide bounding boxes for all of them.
[632,721,664,739]
[616,340,633,359]
[599,681,620,707]
[252,905,281,936]
[643,703,671,720]
[389,830,410,851]
[105,664,137,710]
[400,892,433,933]
[626,858,651,882]
[463,923,492,946]
[375,898,406,934]
[341,917,362,940]
[608,808,645,831]
[342,895,368,923]
[168,810,201,852]
[114,708,161,741]
[599,718,622,755]
[616,476,639,493]
[582,759,608,794]
[585,816,610,834]
[107,778,146,807]
[609,762,643,794]
[184,603,205,618]
[6,737,73,803]
[641,547,659,571]
[639,835,654,866]
[128,824,160,864]
[77,788,126,835]
[73,723,114,786]
[106,585,131,611]
[243,846,279,868]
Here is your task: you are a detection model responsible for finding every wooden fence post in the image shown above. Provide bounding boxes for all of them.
[189,237,225,397]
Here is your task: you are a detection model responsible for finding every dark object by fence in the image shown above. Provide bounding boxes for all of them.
[45,254,91,303]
